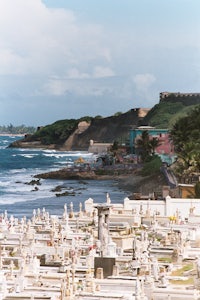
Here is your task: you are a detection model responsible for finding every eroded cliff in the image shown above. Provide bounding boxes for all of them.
[9,108,148,150]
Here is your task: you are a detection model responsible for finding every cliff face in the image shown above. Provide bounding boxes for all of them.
[63,108,147,150]
[9,108,148,150]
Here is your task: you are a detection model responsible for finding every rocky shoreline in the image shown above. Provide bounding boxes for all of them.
[35,167,167,197]
[35,169,98,180]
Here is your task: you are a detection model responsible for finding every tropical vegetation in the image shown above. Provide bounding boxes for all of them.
[170,105,200,177]
[140,155,162,176]
[32,117,92,145]
[136,130,161,162]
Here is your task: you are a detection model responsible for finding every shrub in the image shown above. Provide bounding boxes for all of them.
[140,155,162,176]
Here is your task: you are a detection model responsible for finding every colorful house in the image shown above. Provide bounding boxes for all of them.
[129,126,175,165]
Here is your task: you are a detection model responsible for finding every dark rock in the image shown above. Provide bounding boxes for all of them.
[25,179,41,185]
[35,169,97,180]
[51,185,63,192]
[55,191,75,197]
[31,186,39,192]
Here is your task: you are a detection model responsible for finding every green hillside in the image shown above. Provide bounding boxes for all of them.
[29,117,92,145]
[142,101,199,129]
[9,97,200,150]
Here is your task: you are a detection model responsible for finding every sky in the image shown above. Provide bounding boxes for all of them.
[0,0,200,126]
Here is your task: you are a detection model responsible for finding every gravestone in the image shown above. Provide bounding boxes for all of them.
[94,257,115,278]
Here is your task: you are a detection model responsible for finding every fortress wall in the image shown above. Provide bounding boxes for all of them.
[160,92,200,104]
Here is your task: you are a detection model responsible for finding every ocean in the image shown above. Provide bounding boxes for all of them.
[0,135,127,219]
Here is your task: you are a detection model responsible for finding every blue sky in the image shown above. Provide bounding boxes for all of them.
[0,0,200,126]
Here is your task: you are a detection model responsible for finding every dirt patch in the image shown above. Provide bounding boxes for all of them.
[116,172,167,196]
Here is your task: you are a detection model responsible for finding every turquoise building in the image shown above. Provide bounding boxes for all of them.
[129,126,175,165]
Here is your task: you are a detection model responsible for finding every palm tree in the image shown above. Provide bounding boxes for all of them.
[170,105,200,175]
[149,137,161,155]
[136,130,160,161]
[136,130,151,161]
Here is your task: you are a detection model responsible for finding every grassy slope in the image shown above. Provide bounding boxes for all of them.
[142,102,198,129]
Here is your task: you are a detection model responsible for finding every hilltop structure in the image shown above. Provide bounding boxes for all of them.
[160,92,200,105]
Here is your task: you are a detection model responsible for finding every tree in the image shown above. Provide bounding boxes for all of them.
[136,130,150,161]
[8,123,14,134]
[114,112,122,117]
[170,105,200,176]
[111,140,119,151]
[136,130,161,161]
[149,137,161,155]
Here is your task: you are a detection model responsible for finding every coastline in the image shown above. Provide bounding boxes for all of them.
[7,135,167,197]
[35,167,167,197]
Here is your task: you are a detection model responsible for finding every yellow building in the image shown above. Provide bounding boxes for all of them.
[178,184,195,198]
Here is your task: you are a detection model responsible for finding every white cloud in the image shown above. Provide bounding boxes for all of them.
[43,78,67,96]
[131,73,157,104]
[43,65,115,96]
[66,68,90,79]
[43,76,116,97]
[93,66,115,78]
[66,66,115,80]
[0,0,199,125]
[0,0,111,77]
[0,49,25,75]
[133,73,156,91]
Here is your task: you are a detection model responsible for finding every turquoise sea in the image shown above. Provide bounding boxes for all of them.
[0,136,127,219]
